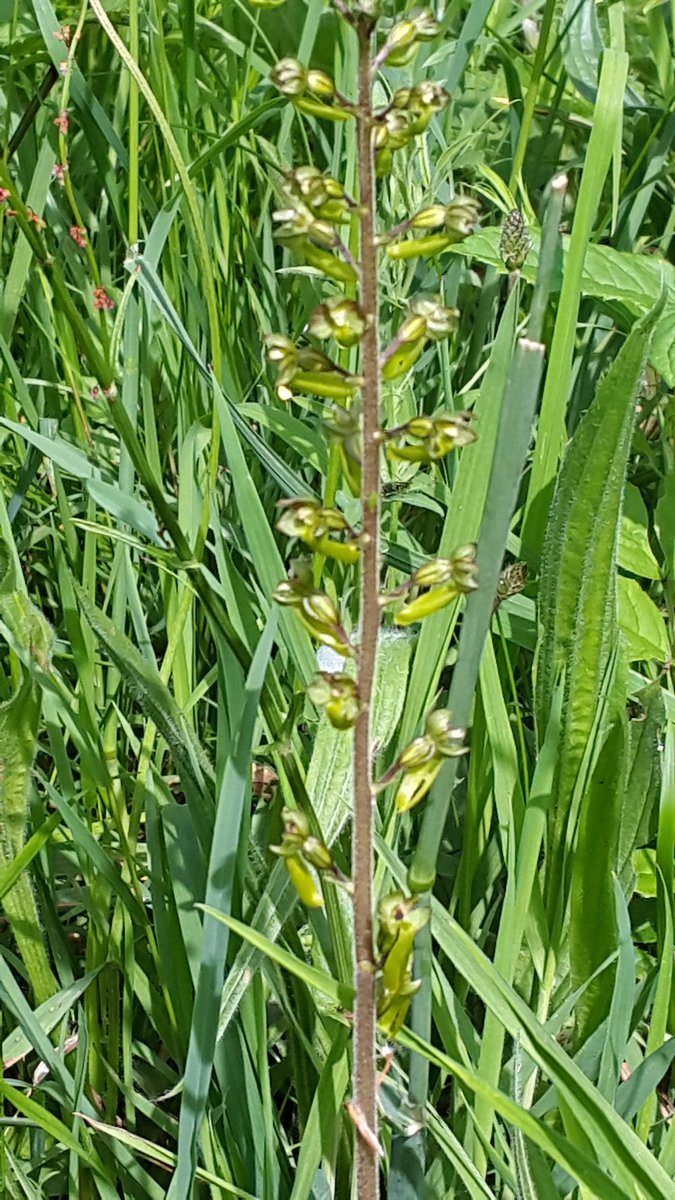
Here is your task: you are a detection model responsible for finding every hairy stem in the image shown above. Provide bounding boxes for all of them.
[353,16,381,1198]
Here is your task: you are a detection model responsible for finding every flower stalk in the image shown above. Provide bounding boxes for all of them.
[352,11,382,1194]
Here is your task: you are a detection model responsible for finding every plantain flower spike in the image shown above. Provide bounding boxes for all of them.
[308,671,361,730]
[386,411,476,463]
[499,207,532,271]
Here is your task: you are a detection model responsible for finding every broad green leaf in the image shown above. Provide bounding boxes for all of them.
[618,576,669,662]
[448,232,675,385]
[570,718,624,1042]
[618,683,665,885]
[536,300,663,874]
[619,483,661,579]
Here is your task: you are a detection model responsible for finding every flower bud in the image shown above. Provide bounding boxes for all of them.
[304,590,341,628]
[398,735,435,770]
[265,332,361,401]
[425,709,466,756]
[411,205,448,230]
[270,57,308,96]
[277,499,360,563]
[386,410,476,463]
[412,81,449,108]
[291,238,358,283]
[395,759,443,811]
[410,298,458,340]
[275,498,322,541]
[382,109,414,150]
[308,297,368,347]
[308,671,361,730]
[398,81,450,135]
[412,558,455,587]
[449,544,479,592]
[444,196,481,240]
[382,19,418,67]
[397,313,429,344]
[272,579,298,607]
[391,548,477,626]
[274,567,354,655]
[306,69,335,99]
[499,207,531,271]
[382,8,439,67]
[301,593,354,656]
[303,835,335,872]
[281,806,311,841]
[411,7,440,39]
[287,167,353,223]
[264,332,296,371]
[285,853,324,907]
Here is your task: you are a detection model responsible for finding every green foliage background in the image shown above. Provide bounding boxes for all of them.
[0,1,673,1197]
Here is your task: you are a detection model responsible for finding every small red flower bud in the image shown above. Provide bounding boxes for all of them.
[93,286,114,311]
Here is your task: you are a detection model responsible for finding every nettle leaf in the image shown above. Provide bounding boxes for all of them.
[619,483,660,580]
[618,576,668,663]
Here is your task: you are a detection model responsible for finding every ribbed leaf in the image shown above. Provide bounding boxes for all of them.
[570,717,624,1042]
[536,298,664,868]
